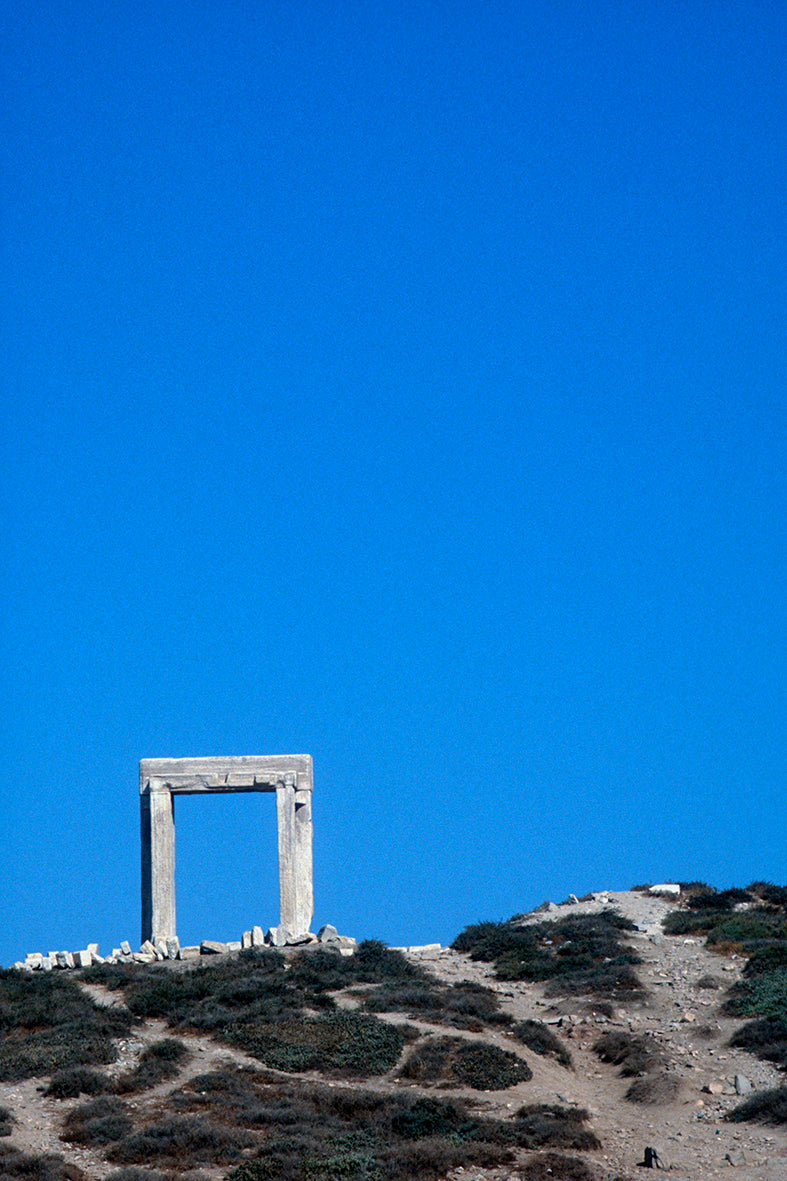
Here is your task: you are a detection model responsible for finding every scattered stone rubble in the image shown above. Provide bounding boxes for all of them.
[13,923,355,971]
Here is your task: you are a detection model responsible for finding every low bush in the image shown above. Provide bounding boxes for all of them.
[223,1010,411,1077]
[451,912,642,998]
[519,1151,598,1180]
[45,1067,109,1098]
[512,1021,572,1067]
[695,974,722,990]
[726,1085,787,1124]
[62,1097,134,1145]
[624,1074,680,1103]
[106,1115,255,1167]
[513,1105,600,1150]
[106,1170,166,1181]
[593,1031,663,1077]
[399,1036,531,1090]
[743,945,787,976]
[724,967,787,1020]
[0,1145,87,1181]
[364,979,509,1031]
[0,1105,14,1136]
[728,1017,787,1067]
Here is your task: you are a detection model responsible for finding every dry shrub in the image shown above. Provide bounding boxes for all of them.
[45,1067,109,1099]
[726,1085,787,1125]
[0,1145,87,1181]
[593,1031,662,1077]
[513,1105,600,1150]
[113,1039,190,1093]
[624,1074,680,1104]
[106,1115,254,1167]
[399,1036,531,1089]
[62,1097,133,1146]
[513,1020,572,1067]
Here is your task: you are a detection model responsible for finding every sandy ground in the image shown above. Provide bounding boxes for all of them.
[1,890,785,1179]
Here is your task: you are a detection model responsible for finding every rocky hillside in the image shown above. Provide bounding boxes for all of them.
[1,886,786,1181]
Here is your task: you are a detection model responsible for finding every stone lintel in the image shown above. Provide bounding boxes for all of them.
[140,755,313,795]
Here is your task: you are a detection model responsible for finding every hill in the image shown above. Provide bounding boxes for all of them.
[1,886,786,1180]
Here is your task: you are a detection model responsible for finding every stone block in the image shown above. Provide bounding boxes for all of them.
[154,940,168,960]
[65,952,75,968]
[112,949,122,959]
[266,926,291,948]
[24,954,43,969]
[180,946,201,959]
[92,954,105,965]
[75,950,92,968]
[133,952,156,963]
[649,883,681,898]
[286,932,316,945]
[42,956,53,972]
[242,930,253,949]
[55,952,69,969]
[735,1074,753,1094]
[200,940,227,955]
[317,924,339,944]
[166,937,181,960]
[226,941,242,952]
[87,943,99,956]
[120,941,132,956]
[252,925,265,947]
[140,940,156,956]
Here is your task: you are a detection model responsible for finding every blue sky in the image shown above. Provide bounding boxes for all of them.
[1,0,784,965]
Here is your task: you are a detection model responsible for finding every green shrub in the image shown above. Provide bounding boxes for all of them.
[726,1085,787,1124]
[512,1021,572,1067]
[724,967,787,1019]
[743,945,787,976]
[707,914,787,947]
[62,1097,134,1145]
[223,1011,410,1077]
[0,1105,14,1136]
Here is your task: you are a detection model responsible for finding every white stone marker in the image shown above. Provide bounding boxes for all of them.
[140,755,314,945]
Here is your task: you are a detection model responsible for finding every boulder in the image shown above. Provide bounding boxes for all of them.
[734,1074,753,1095]
[649,883,681,898]
[242,930,253,949]
[266,926,291,948]
[317,924,339,944]
[200,940,228,955]
[120,941,132,956]
[252,925,265,947]
[166,937,181,960]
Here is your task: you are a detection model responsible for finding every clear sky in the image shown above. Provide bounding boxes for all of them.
[1,0,784,966]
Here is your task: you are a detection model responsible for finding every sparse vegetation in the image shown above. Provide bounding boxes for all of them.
[0,969,132,1081]
[0,1105,14,1136]
[106,1115,255,1167]
[451,911,643,998]
[513,1105,600,1150]
[113,1038,190,1093]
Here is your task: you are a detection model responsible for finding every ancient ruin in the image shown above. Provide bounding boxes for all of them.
[140,755,313,945]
